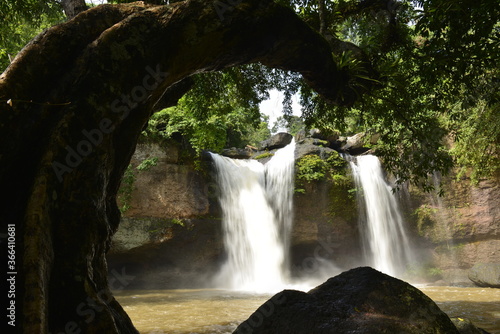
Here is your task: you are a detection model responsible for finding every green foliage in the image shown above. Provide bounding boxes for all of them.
[171,218,184,227]
[448,100,500,183]
[281,0,499,190]
[295,152,350,193]
[413,204,437,236]
[117,164,136,213]
[404,262,443,282]
[0,0,64,71]
[118,157,158,213]
[4,0,498,190]
[254,152,274,160]
[136,157,158,171]
[142,66,278,154]
[296,154,330,182]
[242,115,272,148]
[414,0,500,91]
[272,115,306,136]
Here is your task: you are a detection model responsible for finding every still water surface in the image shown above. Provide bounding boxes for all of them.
[114,286,500,334]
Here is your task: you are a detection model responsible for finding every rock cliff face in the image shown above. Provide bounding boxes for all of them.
[108,139,500,287]
[468,263,500,288]
[406,173,500,284]
[119,142,211,218]
[291,175,362,279]
[107,141,223,288]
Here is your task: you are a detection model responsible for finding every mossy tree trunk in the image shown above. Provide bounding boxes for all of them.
[0,1,361,332]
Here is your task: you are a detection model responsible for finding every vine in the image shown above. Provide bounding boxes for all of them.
[117,164,136,214]
[117,157,158,213]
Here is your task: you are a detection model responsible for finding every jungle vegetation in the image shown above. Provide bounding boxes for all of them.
[2,0,498,189]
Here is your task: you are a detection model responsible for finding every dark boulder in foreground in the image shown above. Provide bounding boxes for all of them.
[234,267,460,334]
[468,263,500,288]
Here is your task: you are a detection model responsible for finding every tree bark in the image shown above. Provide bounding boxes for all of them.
[318,0,328,36]
[0,1,363,333]
[61,0,89,19]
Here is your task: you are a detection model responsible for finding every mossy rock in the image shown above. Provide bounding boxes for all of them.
[234,267,460,334]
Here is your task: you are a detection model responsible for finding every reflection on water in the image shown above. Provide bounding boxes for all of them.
[419,286,500,334]
[114,286,500,334]
[115,289,271,334]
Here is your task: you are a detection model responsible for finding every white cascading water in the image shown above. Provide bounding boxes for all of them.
[348,155,413,277]
[210,140,296,292]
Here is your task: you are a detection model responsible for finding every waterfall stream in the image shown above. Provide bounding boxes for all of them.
[348,154,413,277]
[210,140,295,292]
[211,146,413,290]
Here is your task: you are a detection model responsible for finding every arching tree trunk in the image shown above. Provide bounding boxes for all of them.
[0,1,363,333]
[61,0,89,19]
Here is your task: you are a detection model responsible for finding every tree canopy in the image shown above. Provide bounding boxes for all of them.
[279,0,499,188]
[0,0,64,69]
[2,0,499,189]
[144,0,499,188]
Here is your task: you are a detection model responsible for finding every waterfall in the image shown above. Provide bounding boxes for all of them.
[348,155,413,277]
[210,140,296,292]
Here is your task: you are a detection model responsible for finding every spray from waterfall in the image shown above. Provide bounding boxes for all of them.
[210,140,296,292]
[348,154,413,277]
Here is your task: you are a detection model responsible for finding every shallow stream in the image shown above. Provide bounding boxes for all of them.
[114,286,500,334]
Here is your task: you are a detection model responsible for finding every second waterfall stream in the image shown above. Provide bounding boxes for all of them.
[210,140,296,292]
[348,154,414,277]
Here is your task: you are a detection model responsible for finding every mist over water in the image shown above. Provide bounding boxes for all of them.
[210,140,296,292]
[348,154,414,277]
[211,143,415,292]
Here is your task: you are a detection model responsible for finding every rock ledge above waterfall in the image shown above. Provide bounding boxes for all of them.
[259,132,293,150]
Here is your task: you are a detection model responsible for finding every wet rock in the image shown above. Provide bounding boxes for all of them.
[341,132,365,150]
[234,267,460,334]
[369,133,381,145]
[260,132,293,150]
[294,141,320,159]
[451,317,490,334]
[310,128,340,144]
[295,129,307,141]
[468,263,500,288]
[294,138,336,160]
[221,147,254,159]
[310,128,322,138]
[107,218,224,289]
